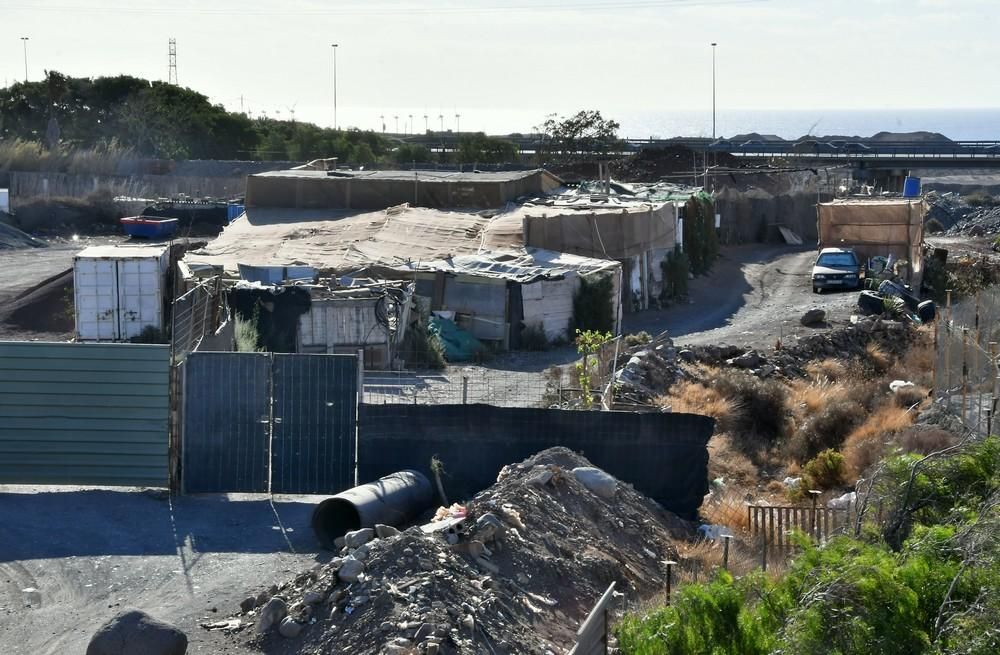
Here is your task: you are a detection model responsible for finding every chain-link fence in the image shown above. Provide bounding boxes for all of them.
[934,289,1000,436]
[363,336,622,409]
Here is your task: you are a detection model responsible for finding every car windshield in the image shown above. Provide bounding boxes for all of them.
[817,253,857,267]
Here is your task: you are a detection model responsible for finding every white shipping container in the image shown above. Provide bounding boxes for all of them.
[74,245,169,341]
[0,189,9,213]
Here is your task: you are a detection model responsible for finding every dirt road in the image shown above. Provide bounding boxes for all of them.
[625,245,861,351]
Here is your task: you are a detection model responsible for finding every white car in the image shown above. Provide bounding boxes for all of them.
[812,247,862,293]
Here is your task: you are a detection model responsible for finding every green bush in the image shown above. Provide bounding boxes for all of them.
[683,193,719,275]
[802,448,847,490]
[659,247,690,302]
[571,274,615,334]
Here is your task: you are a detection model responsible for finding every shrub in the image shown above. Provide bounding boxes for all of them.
[711,369,788,456]
[788,400,864,463]
[965,191,998,207]
[842,404,915,478]
[801,449,847,490]
[401,322,446,370]
[892,385,928,409]
[895,426,959,455]
[864,342,893,375]
[519,322,549,351]
[623,331,652,348]
[659,246,690,301]
[571,274,614,333]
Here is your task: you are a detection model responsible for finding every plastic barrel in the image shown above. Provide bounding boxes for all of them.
[902,176,921,198]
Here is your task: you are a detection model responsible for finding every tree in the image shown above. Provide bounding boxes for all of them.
[457,132,517,164]
[537,110,620,160]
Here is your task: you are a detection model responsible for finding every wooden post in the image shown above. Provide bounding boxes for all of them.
[722,535,732,571]
[761,530,768,572]
[462,376,469,405]
[962,328,969,423]
[809,490,822,542]
[664,560,676,606]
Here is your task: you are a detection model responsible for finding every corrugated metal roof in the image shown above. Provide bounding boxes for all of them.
[395,247,620,283]
[76,244,170,259]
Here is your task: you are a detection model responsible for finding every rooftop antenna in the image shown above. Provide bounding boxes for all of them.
[168,38,178,85]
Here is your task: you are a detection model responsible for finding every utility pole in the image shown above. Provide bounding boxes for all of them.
[408,114,413,135]
[331,43,338,130]
[380,114,385,133]
[438,114,444,132]
[455,113,461,134]
[20,37,29,83]
[168,38,178,85]
[711,42,717,140]
[423,114,428,132]
[394,115,399,133]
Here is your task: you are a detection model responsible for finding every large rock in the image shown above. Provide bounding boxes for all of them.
[279,616,304,639]
[375,523,401,539]
[338,556,365,583]
[86,609,188,655]
[800,308,826,326]
[572,467,617,499]
[256,596,288,634]
[344,528,374,549]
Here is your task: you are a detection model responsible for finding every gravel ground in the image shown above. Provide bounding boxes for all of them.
[0,487,332,655]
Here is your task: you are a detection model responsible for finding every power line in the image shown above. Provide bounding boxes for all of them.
[3,0,768,17]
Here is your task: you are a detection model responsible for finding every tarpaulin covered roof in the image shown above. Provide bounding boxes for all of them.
[184,205,497,274]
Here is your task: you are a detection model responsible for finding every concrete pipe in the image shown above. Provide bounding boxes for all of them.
[311,470,433,550]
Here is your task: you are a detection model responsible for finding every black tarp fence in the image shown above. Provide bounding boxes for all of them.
[358,404,713,520]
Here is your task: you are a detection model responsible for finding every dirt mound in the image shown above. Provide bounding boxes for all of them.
[0,216,45,249]
[214,448,690,654]
[0,268,74,335]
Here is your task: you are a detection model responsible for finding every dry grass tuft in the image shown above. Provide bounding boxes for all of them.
[790,379,848,417]
[658,381,740,433]
[865,343,893,375]
[805,358,849,383]
[842,404,916,478]
[707,434,758,487]
[890,331,935,387]
[892,385,929,409]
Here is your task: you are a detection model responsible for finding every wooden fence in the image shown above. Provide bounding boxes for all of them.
[568,582,616,655]
[748,504,850,550]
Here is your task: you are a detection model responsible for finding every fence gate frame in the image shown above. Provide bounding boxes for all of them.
[747,503,850,550]
[180,351,361,494]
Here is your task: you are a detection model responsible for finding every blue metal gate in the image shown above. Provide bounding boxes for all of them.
[182,352,270,493]
[271,354,358,494]
[182,352,357,494]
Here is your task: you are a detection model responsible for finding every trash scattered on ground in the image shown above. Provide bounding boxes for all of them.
[217,447,691,654]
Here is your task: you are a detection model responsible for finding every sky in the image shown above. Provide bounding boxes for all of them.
[1,0,998,136]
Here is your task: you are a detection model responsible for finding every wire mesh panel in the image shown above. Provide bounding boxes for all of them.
[270,354,358,494]
[182,352,270,493]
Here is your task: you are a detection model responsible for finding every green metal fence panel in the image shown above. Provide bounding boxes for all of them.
[0,342,170,486]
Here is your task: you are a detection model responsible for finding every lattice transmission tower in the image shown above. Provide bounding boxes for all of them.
[168,38,178,85]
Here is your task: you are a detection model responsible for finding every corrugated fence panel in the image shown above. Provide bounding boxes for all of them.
[182,352,270,493]
[271,354,357,494]
[0,342,169,486]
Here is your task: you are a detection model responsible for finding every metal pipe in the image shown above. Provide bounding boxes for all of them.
[311,470,433,550]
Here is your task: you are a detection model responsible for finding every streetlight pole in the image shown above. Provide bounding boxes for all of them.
[455,113,461,134]
[711,42,717,140]
[331,43,338,130]
[21,37,29,83]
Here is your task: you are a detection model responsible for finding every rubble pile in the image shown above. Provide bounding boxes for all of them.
[613,318,916,405]
[612,332,688,406]
[215,448,689,655]
[924,190,1000,237]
